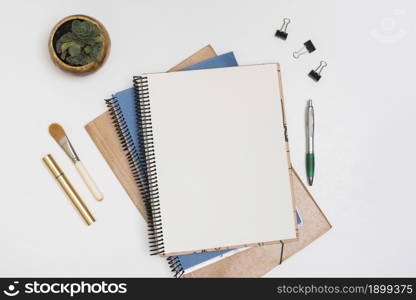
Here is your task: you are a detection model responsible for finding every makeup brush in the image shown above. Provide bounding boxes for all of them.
[49,123,104,201]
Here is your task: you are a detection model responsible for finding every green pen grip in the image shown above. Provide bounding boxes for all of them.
[306,153,315,177]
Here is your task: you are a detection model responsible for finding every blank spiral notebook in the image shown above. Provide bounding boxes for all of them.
[134,64,298,256]
[100,51,246,273]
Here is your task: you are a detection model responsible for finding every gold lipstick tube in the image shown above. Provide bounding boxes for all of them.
[43,154,96,225]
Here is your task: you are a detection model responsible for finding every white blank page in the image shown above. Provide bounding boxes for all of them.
[145,64,296,255]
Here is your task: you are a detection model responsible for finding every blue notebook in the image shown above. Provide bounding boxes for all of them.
[106,53,238,277]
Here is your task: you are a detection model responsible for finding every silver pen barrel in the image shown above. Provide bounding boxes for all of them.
[306,99,314,154]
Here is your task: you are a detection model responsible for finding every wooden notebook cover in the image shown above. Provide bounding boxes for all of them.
[85,45,331,276]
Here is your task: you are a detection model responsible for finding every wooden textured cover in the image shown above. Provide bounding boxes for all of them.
[85,45,331,277]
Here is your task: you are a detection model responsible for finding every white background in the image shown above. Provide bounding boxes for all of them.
[0,0,415,277]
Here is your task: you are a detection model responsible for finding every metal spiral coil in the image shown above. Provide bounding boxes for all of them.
[167,256,185,278]
[133,76,165,256]
[105,96,145,190]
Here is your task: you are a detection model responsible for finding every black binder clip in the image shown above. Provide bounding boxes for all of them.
[308,60,327,82]
[293,40,316,59]
[275,18,290,40]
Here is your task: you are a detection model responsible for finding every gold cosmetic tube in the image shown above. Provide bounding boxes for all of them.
[43,154,96,225]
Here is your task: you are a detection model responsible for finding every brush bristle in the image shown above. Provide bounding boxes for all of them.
[49,123,66,141]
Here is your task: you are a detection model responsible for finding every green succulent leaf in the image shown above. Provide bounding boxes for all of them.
[67,54,84,66]
[81,37,96,46]
[68,43,81,56]
[61,41,73,53]
[67,57,78,65]
[56,33,76,53]
[91,44,102,60]
[60,32,76,43]
[72,20,100,40]
[94,35,104,43]
[84,45,92,54]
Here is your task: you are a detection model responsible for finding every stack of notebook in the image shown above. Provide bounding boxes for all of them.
[85,45,331,277]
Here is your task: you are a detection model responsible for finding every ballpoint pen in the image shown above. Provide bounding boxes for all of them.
[306,100,315,186]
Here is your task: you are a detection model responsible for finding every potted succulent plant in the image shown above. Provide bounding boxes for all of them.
[49,15,110,74]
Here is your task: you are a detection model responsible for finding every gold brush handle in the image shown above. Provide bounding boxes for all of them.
[75,161,104,201]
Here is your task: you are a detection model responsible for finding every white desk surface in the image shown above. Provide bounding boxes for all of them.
[1,0,415,277]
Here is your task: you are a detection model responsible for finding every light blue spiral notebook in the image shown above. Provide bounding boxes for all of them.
[106,52,239,277]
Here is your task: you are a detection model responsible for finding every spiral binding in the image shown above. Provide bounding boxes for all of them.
[105,96,145,190]
[133,76,165,256]
[167,256,185,278]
